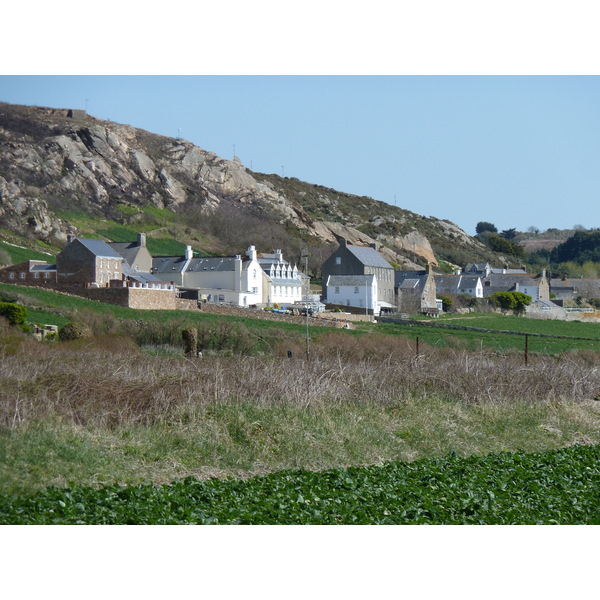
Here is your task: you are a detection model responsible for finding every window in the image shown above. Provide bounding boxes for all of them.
[9,272,15,280]
[335,257,341,265]
[253,269,257,279]
[34,273,39,279]
[20,272,26,279]
[335,286,340,294]
[252,287,258,294]
[354,286,359,294]
[44,272,51,279]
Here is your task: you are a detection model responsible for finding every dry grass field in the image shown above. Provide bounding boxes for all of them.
[2,319,599,495]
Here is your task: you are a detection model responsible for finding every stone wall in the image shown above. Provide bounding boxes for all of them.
[191,301,351,327]
[128,288,176,310]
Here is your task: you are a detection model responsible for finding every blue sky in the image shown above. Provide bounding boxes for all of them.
[1,75,598,236]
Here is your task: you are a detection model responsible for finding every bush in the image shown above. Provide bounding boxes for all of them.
[490,291,531,314]
[0,302,28,326]
[438,295,454,312]
[58,322,93,342]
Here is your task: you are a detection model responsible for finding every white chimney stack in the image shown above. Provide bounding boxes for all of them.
[246,245,257,261]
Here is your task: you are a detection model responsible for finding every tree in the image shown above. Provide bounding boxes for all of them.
[476,221,497,234]
[490,291,531,315]
[500,228,517,240]
[527,226,540,234]
[487,235,525,258]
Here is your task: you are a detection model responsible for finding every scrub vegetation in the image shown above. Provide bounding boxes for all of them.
[1,283,599,523]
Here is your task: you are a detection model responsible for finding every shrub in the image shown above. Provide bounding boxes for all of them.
[0,302,28,326]
[182,327,198,356]
[438,295,454,312]
[58,322,93,342]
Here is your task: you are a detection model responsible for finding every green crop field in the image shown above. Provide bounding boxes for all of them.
[1,444,597,524]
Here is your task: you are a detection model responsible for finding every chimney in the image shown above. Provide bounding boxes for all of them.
[369,242,380,251]
[185,245,193,260]
[67,234,76,244]
[246,245,257,261]
[234,255,242,291]
[275,249,282,261]
[138,233,146,247]
[339,238,347,248]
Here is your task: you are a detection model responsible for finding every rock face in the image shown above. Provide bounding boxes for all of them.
[0,102,491,267]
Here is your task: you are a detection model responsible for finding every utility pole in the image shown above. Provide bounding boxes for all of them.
[301,248,310,360]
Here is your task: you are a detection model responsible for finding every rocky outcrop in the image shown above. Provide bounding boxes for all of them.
[0,102,491,267]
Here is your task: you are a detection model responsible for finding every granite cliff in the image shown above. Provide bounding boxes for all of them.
[0,102,495,270]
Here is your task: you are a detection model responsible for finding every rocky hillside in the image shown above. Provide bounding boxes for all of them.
[0,102,497,272]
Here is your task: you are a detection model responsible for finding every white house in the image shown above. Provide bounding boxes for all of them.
[152,245,263,307]
[434,274,484,298]
[257,249,305,307]
[326,274,379,315]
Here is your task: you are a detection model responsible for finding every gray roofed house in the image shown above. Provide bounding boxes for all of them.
[321,238,395,306]
[549,277,600,302]
[326,273,380,314]
[257,249,305,306]
[434,274,483,298]
[151,245,264,307]
[395,266,438,313]
[56,236,124,287]
[109,233,153,273]
[481,272,549,301]
[0,260,57,285]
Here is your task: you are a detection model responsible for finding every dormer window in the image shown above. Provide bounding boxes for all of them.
[335,257,341,265]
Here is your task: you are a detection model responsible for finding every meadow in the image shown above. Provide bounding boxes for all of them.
[1,283,599,523]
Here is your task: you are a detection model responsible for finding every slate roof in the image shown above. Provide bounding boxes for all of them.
[328,274,376,287]
[152,256,250,275]
[30,264,57,272]
[152,256,190,274]
[435,274,481,289]
[395,270,427,285]
[346,245,393,269]
[109,242,143,265]
[397,278,421,290]
[76,239,123,259]
[122,263,161,282]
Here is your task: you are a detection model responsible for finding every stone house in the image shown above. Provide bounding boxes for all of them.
[0,260,57,285]
[395,265,438,313]
[56,236,124,287]
[321,238,395,310]
[109,233,153,273]
[481,271,550,302]
[550,277,600,303]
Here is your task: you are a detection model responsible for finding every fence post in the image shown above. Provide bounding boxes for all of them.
[524,334,529,365]
[416,336,420,358]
